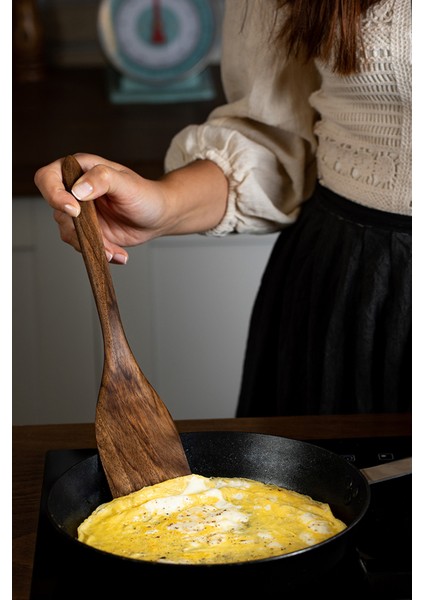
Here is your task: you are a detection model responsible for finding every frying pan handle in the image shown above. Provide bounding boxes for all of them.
[360,456,411,484]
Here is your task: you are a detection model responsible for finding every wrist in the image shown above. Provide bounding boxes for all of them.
[158,160,228,236]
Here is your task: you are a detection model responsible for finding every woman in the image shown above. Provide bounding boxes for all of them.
[34,0,411,416]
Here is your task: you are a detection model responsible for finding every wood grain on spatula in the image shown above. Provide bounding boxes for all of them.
[61,155,191,497]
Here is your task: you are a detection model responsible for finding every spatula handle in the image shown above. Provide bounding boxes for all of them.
[61,155,130,363]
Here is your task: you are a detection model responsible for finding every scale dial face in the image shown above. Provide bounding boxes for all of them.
[98,0,218,84]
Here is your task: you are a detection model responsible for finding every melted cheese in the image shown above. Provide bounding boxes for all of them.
[77,474,346,564]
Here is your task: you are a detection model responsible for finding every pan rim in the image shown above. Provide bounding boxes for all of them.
[46,431,371,568]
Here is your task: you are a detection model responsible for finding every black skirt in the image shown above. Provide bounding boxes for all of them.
[236,182,412,417]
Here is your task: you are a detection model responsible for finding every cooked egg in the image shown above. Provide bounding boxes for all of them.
[77,474,346,564]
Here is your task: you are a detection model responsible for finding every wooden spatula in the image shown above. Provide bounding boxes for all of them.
[61,154,191,498]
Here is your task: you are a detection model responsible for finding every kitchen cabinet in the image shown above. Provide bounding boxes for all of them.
[13,67,277,424]
[13,198,276,423]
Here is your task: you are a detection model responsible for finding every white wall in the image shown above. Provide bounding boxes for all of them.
[13,196,277,424]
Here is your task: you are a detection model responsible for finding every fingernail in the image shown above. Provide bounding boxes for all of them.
[64,203,80,217]
[105,250,113,262]
[72,181,93,200]
[114,253,128,265]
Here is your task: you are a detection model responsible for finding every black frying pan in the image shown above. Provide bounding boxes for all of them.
[47,432,379,590]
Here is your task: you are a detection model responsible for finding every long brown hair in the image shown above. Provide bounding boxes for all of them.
[276,0,382,74]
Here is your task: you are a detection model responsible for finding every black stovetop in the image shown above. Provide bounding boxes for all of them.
[30,437,412,599]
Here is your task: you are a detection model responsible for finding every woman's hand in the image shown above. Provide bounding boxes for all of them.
[34,153,171,264]
[34,153,228,264]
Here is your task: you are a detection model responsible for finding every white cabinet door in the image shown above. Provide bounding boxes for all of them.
[142,235,277,419]
[13,198,100,424]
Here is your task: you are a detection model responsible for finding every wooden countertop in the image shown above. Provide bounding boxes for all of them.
[13,66,226,197]
[12,414,411,599]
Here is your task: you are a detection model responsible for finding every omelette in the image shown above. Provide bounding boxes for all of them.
[77,474,346,564]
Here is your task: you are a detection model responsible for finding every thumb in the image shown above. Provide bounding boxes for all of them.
[70,163,127,202]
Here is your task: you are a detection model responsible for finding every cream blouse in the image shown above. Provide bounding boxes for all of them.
[164,0,411,235]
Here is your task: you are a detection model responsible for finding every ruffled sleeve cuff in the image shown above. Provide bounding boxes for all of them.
[165,122,306,236]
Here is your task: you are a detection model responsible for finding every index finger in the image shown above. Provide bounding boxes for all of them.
[34,157,81,217]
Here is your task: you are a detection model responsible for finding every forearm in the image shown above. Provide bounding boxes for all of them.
[157,159,229,236]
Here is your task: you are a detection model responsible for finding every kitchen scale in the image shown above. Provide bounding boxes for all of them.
[98,0,221,104]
